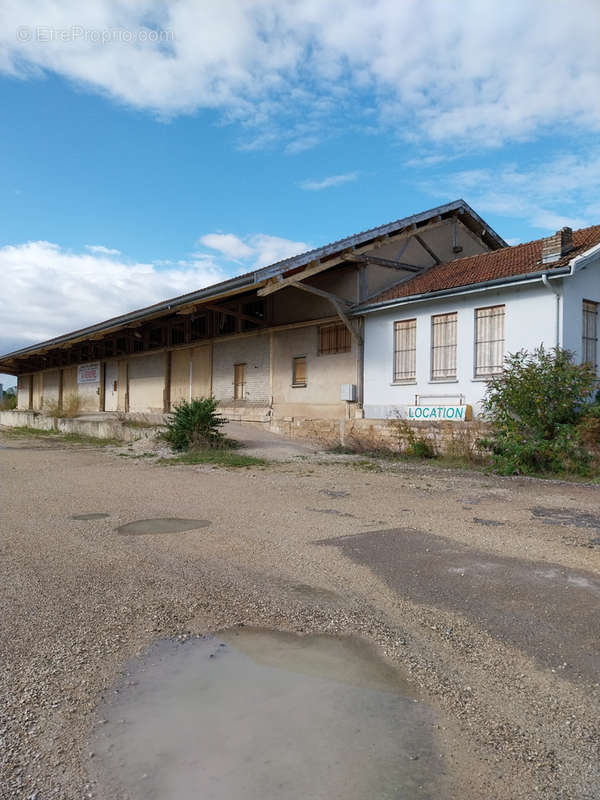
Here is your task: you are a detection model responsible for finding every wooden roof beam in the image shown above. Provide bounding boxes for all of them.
[414,234,441,265]
[344,252,424,272]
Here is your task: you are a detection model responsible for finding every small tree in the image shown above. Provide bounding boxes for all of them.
[163,397,226,451]
[481,346,598,474]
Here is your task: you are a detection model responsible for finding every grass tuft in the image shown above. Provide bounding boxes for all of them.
[157,449,267,468]
[0,426,121,446]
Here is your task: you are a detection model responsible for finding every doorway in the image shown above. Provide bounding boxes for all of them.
[104,360,119,412]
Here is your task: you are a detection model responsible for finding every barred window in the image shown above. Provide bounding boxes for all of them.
[292,356,307,387]
[393,319,416,382]
[475,305,505,378]
[431,312,457,380]
[582,300,598,371]
[319,323,351,355]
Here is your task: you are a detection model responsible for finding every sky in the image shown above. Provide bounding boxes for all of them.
[1,0,600,387]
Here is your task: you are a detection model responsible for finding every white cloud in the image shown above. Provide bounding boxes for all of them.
[301,172,358,191]
[0,241,227,359]
[0,230,310,364]
[0,0,598,148]
[423,150,600,232]
[199,233,254,261]
[85,244,121,255]
[200,232,310,267]
[248,234,309,266]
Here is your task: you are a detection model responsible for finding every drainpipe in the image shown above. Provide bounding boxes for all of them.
[541,273,560,347]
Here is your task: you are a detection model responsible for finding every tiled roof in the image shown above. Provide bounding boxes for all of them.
[367,224,600,306]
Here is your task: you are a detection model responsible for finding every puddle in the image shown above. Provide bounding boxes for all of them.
[90,629,444,800]
[71,513,110,521]
[116,518,210,535]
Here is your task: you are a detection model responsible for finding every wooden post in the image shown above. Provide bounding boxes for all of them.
[58,369,64,414]
[99,362,106,412]
[163,351,172,413]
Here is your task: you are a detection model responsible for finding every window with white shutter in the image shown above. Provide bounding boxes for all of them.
[431,313,457,380]
[393,319,416,382]
[474,305,505,378]
[582,300,598,371]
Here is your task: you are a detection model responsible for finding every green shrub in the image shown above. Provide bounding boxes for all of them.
[0,392,17,411]
[481,346,598,475]
[163,397,226,451]
[406,438,436,458]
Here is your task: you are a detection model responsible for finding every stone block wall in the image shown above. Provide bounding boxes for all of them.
[269,415,491,457]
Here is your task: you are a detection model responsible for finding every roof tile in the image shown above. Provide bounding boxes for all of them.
[368,225,600,306]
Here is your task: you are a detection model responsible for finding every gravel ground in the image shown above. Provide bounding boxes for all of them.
[1,427,599,799]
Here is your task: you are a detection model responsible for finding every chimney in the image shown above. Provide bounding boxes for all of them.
[541,227,573,264]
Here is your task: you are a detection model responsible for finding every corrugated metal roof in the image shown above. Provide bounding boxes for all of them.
[0,199,505,366]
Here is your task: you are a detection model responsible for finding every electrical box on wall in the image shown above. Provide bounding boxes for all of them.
[340,383,356,402]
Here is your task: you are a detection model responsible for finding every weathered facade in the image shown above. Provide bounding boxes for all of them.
[2,201,502,430]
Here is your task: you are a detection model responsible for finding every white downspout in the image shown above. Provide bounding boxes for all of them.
[541,274,561,347]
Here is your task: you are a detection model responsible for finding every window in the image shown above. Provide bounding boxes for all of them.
[583,300,598,371]
[474,305,505,378]
[431,312,457,380]
[292,356,307,387]
[319,323,351,355]
[393,319,416,382]
[233,363,246,400]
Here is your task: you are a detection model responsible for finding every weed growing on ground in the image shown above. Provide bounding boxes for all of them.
[0,426,121,446]
[157,450,267,468]
[1,426,57,437]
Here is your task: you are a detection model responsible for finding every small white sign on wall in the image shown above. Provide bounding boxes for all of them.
[77,362,100,384]
[406,404,472,421]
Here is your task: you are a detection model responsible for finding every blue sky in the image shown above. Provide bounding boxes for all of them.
[1,0,599,387]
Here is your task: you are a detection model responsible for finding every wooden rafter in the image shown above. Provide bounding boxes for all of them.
[344,252,424,272]
[288,282,362,344]
[414,234,441,265]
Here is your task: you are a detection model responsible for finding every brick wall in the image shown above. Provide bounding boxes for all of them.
[212,334,271,405]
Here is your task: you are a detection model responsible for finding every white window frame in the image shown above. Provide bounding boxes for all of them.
[474,305,505,379]
[430,312,457,381]
[582,299,598,373]
[393,319,417,383]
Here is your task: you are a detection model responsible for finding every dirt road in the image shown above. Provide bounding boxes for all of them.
[1,429,599,798]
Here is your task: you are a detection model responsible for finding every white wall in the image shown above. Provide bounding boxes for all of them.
[562,257,600,366]
[363,282,558,418]
[213,333,270,405]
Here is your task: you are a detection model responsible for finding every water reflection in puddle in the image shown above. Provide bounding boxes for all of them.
[90,629,445,799]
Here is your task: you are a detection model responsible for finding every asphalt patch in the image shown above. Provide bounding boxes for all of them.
[531,507,600,530]
[117,518,210,535]
[318,527,600,682]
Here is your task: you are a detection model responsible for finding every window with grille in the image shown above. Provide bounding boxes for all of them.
[582,300,598,371]
[431,312,457,380]
[318,323,351,355]
[393,319,416,382]
[292,356,307,386]
[474,305,505,378]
